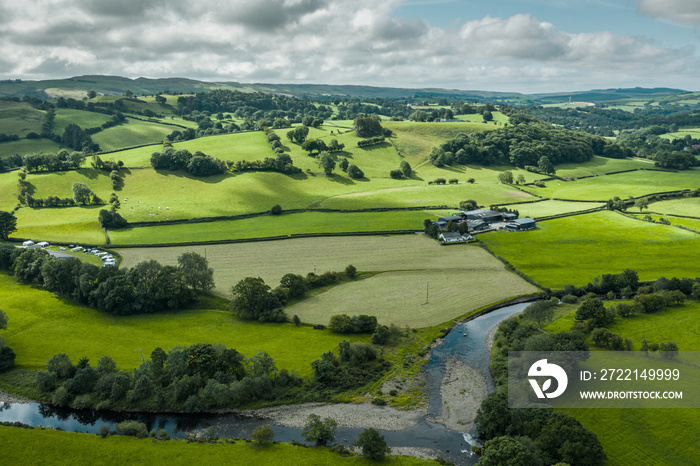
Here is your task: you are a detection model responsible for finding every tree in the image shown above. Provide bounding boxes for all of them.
[409,110,427,122]
[353,428,390,460]
[270,204,282,215]
[353,115,384,137]
[635,197,649,212]
[72,182,95,205]
[0,211,17,240]
[575,298,613,327]
[177,252,214,293]
[0,308,7,330]
[537,156,555,175]
[659,341,678,359]
[497,171,513,184]
[229,277,285,322]
[347,164,364,179]
[399,160,412,177]
[338,157,349,172]
[460,199,478,211]
[280,273,307,299]
[251,425,274,445]
[301,414,338,446]
[317,151,335,175]
[523,300,556,329]
[516,174,526,185]
[479,436,540,466]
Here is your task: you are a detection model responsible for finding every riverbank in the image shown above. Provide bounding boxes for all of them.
[432,358,487,433]
[248,401,427,430]
[0,390,32,404]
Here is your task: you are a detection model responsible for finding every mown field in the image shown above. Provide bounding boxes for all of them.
[53,109,113,134]
[116,235,538,327]
[0,138,62,158]
[552,156,655,178]
[495,200,605,218]
[545,301,700,466]
[0,426,433,466]
[480,210,700,288]
[627,213,700,231]
[0,274,367,376]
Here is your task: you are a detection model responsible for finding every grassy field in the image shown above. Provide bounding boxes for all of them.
[627,213,700,231]
[495,200,605,218]
[0,137,63,158]
[108,211,428,245]
[10,206,106,244]
[545,301,700,466]
[0,426,432,466]
[480,210,700,288]
[659,126,700,140]
[116,235,538,327]
[0,101,44,137]
[531,169,700,201]
[53,109,114,134]
[553,156,655,178]
[0,274,367,376]
[92,118,174,151]
[286,268,537,328]
[645,197,700,217]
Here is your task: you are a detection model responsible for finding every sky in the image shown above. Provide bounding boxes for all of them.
[0,0,699,93]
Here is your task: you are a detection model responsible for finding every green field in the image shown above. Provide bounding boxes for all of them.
[108,211,428,245]
[0,426,431,465]
[53,109,114,134]
[92,118,175,151]
[0,101,44,137]
[11,206,106,245]
[0,137,63,158]
[628,213,700,231]
[116,235,538,326]
[0,274,367,376]
[480,210,700,288]
[552,156,655,178]
[531,170,700,201]
[496,200,605,218]
[545,301,700,466]
[645,197,700,217]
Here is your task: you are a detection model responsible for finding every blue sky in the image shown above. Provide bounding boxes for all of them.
[0,0,698,93]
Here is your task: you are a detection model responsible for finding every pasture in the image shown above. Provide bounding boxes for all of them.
[92,118,175,151]
[531,170,700,201]
[547,301,700,466]
[628,213,700,232]
[53,109,113,134]
[108,211,428,246]
[480,211,700,288]
[0,138,63,158]
[495,200,605,218]
[0,274,367,376]
[0,101,44,137]
[552,156,655,178]
[11,206,106,245]
[645,197,700,218]
[116,235,539,327]
[0,427,431,466]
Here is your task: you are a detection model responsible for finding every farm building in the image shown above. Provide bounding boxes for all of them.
[466,219,489,232]
[436,215,464,228]
[506,218,537,231]
[439,232,472,243]
[463,209,508,223]
[22,240,34,247]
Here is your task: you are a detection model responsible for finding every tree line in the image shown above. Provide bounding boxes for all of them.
[0,247,213,315]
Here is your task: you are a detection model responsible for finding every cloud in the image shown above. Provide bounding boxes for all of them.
[0,0,697,92]
[638,0,700,26]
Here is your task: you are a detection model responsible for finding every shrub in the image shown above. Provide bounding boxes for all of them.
[251,425,274,445]
[389,169,403,179]
[116,420,148,438]
[347,164,364,179]
[344,264,357,278]
[270,204,282,215]
[561,294,578,304]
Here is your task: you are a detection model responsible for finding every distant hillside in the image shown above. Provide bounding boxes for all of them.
[0,75,689,103]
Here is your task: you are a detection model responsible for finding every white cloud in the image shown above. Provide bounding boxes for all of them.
[0,0,697,92]
[638,0,700,26]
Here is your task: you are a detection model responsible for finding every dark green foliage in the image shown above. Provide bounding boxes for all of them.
[115,421,148,438]
[347,164,364,179]
[317,151,335,175]
[72,182,99,205]
[177,252,214,294]
[0,211,17,239]
[287,125,309,143]
[47,353,76,380]
[0,346,15,373]
[251,425,274,445]
[270,204,282,215]
[522,300,556,329]
[98,209,128,229]
[590,328,625,350]
[575,298,614,327]
[389,169,403,179]
[301,414,338,446]
[328,314,377,334]
[659,341,679,359]
[150,148,225,177]
[399,160,411,177]
[280,273,307,299]
[61,123,98,152]
[353,428,390,460]
[357,136,385,147]
[230,277,286,322]
[479,436,541,466]
[353,115,384,138]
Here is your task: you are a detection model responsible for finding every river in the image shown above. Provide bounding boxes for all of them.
[0,301,532,465]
